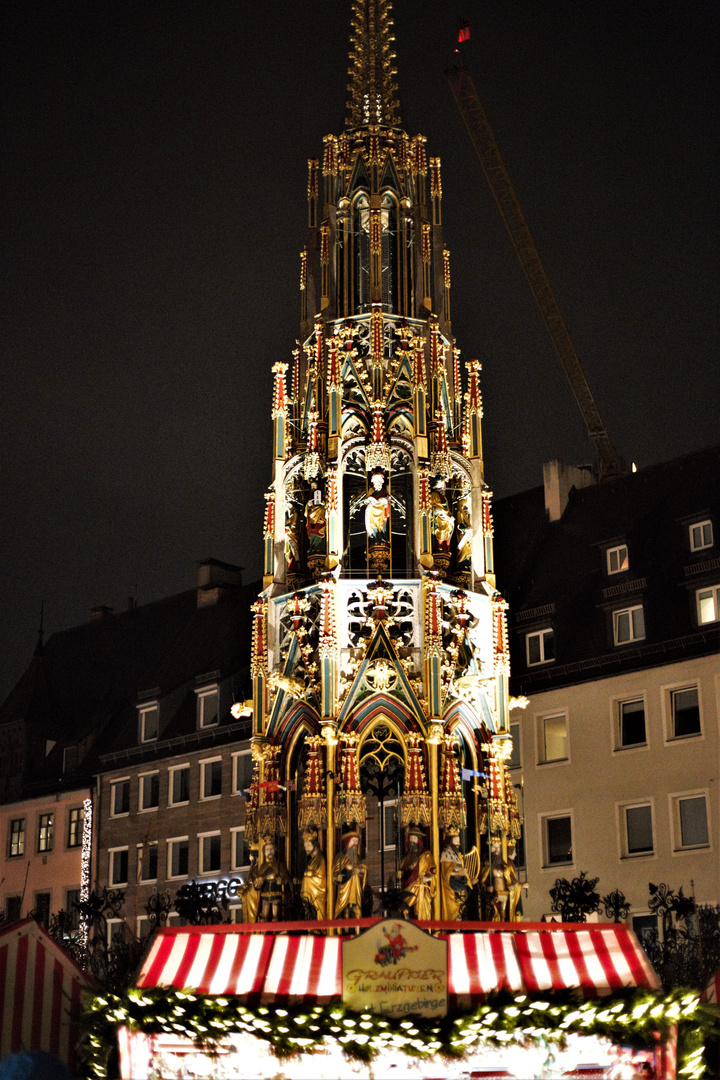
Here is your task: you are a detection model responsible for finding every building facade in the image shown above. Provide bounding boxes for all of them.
[495,449,720,930]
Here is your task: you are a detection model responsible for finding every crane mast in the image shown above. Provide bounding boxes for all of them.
[447,64,626,481]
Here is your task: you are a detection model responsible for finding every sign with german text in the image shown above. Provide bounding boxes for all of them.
[342,918,448,1018]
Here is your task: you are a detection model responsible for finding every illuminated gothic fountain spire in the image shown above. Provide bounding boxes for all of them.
[247,0,519,925]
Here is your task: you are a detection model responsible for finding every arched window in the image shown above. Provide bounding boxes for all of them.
[354,194,370,313]
[380,192,398,312]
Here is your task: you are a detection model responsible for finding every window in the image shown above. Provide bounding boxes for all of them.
[622,803,654,856]
[110,778,130,816]
[9,818,25,857]
[109,847,129,886]
[632,914,658,950]
[380,800,397,851]
[169,764,190,806]
[514,822,526,870]
[617,698,646,748]
[137,915,153,941]
[538,714,568,763]
[137,842,158,883]
[672,794,710,850]
[34,892,51,928]
[231,827,248,871]
[542,814,572,867]
[696,585,720,625]
[168,837,189,879]
[199,832,222,875]
[200,758,222,800]
[139,704,159,743]
[690,520,713,552]
[37,813,54,853]
[67,807,84,848]
[5,897,22,923]
[65,889,82,931]
[232,750,253,794]
[107,919,125,948]
[606,544,629,574]
[139,772,160,811]
[508,722,521,770]
[669,685,701,738]
[526,628,555,667]
[613,605,645,645]
[197,687,219,729]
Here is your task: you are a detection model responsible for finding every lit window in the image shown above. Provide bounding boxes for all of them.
[200,758,223,800]
[670,686,701,739]
[696,585,720,625]
[9,818,25,858]
[197,687,219,729]
[690,520,713,552]
[232,750,253,794]
[168,837,189,879]
[139,772,160,811]
[169,764,190,806]
[617,698,646,748]
[67,807,84,848]
[526,628,555,666]
[110,778,130,816]
[137,842,158,883]
[508,722,521,770]
[139,704,159,743]
[622,803,654,856]
[199,832,222,875]
[539,714,568,763]
[613,605,645,645]
[109,847,129,886]
[606,544,629,574]
[542,814,572,866]
[37,813,54,853]
[231,827,248,870]
[672,794,710,850]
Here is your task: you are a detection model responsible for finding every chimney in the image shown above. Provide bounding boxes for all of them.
[543,460,596,522]
[196,558,243,607]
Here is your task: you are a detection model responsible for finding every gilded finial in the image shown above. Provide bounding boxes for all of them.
[346,0,400,128]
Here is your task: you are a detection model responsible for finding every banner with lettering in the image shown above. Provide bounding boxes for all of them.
[342,918,448,1019]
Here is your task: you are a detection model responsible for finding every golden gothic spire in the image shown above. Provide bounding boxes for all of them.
[346,0,400,128]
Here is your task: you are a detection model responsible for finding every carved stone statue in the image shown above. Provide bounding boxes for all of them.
[249,838,290,922]
[364,471,390,542]
[400,829,436,921]
[430,482,454,552]
[300,830,326,920]
[333,831,367,919]
[439,831,469,921]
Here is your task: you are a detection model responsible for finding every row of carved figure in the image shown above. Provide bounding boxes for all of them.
[238,828,522,924]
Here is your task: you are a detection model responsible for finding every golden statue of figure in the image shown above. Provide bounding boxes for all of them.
[439,831,470,921]
[365,471,390,541]
[504,840,523,922]
[300,830,326,920]
[333,831,366,918]
[400,829,436,921]
[430,485,454,551]
[239,852,260,924]
[249,837,290,922]
[455,495,473,570]
[305,487,327,554]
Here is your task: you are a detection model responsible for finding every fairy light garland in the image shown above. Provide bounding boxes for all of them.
[80,985,719,1079]
[77,796,93,951]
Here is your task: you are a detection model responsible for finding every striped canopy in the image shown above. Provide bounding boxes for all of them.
[136,922,659,1004]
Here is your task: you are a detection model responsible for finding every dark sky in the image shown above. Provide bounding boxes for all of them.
[1,0,717,701]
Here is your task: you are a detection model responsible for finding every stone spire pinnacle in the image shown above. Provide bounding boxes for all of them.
[346,0,400,128]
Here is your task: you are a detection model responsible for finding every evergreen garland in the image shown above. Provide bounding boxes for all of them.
[80,985,719,1079]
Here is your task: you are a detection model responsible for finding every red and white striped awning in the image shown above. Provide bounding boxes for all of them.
[0,918,94,1071]
[136,922,658,1004]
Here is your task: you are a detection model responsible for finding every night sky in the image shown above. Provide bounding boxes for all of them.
[1,0,717,700]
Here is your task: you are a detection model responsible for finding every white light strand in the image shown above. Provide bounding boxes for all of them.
[78,796,93,951]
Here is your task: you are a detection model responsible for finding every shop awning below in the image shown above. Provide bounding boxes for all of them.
[136,922,658,1004]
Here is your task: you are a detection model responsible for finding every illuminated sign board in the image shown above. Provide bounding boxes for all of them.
[342,918,448,1019]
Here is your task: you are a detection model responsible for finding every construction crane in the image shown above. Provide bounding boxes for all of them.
[447,60,627,481]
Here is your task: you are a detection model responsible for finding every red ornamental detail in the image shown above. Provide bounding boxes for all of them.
[453,348,461,396]
[370,211,382,255]
[430,157,442,199]
[422,222,431,263]
[425,581,442,646]
[482,490,494,535]
[298,736,328,832]
[399,733,432,827]
[372,409,385,444]
[371,306,383,361]
[335,734,365,827]
[258,746,287,838]
[338,134,351,172]
[322,135,337,175]
[413,339,426,388]
[327,339,340,389]
[369,131,380,164]
[419,469,430,512]
[308,407,319,452]
[272,363,288,417]
[320,225,330,265]
[435,398,449,454]
[396,134,408,171]
[413,135,427,174]
[492,599,509,667]
[326,467,338,513]
[429,317,441,372]
[488,749,508,836]
[315,318,324,367]
[318,578,336,657]
[307,159,318,200]
[438,735,466,831]
[292,350,299,401]
[251,600,268,676]
[264,492,275,538]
